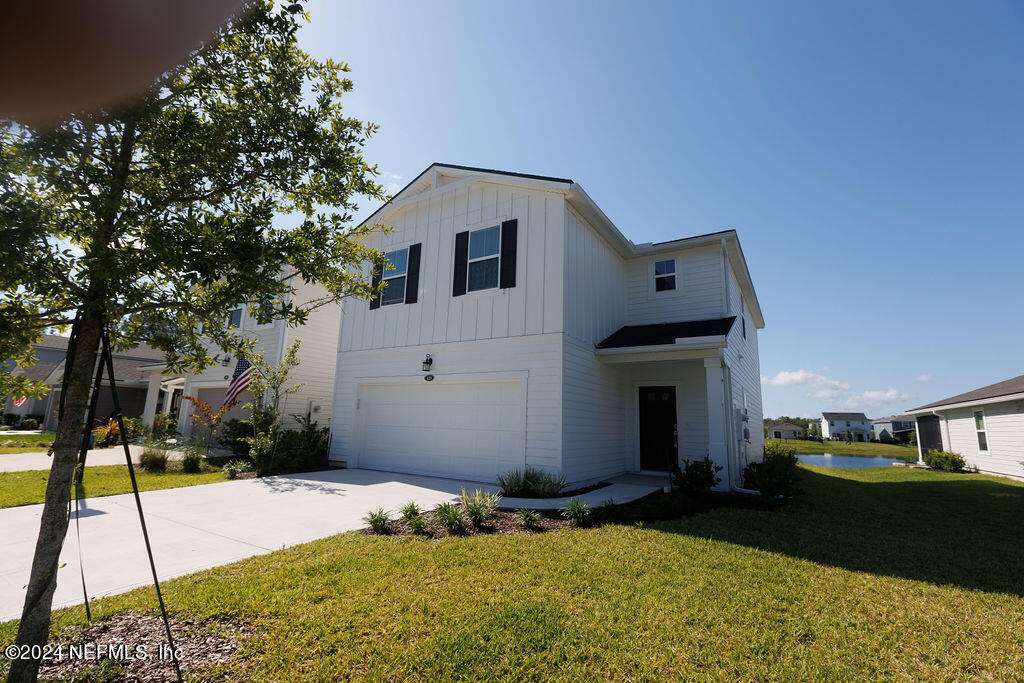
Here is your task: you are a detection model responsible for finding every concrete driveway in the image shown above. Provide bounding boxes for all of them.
[0,469,480,622]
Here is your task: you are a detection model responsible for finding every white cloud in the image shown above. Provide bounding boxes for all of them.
[841,388,913,410]
[915,374,932,383]
[380,171,404,197]
[762,370,850,392]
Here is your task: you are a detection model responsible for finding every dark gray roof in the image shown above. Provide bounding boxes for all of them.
[912,373,1024,411]
[822,412,870,421]
[872,414,914,424]
[767,422,803,431]
[596,317,736,349]
[35,334,70,350]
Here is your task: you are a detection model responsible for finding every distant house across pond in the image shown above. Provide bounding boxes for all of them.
[821,412,873,441]
[907,373,1024,480]
[767,422,804,439]
[872,414,916,444]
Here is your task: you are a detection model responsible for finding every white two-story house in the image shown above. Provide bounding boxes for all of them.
[821,412,873,441]
[327,163,765,491]
[136,278,342,437]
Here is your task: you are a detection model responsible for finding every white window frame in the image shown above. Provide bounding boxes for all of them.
[381,246,410,306]
[974,409,989,453]
[467,224,501,293]
[650,258,677,296]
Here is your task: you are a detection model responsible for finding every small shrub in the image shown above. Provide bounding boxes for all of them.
[517,508,541,529]
[497,466,568,498]
[363,508,391,534]
[406,515,429,535]
[744,443,800,503]
[223,460,252,480]
[459,487,501,527]
[671,456,722,498]
[152,411,177,438]
[0,425,10,431]
[139,448,168,472]
[20,418,39,430]
[434,502,465,534]
[560,498,592,526]
[923,450,966,472]
[180,441,203,473]
[596,497,618,521]
[400,501,424,522]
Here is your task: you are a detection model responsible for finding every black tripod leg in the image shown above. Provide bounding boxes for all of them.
[99,326,183,683]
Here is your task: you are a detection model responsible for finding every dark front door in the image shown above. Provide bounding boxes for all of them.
[918,415,942,453]
[639,386,677,471]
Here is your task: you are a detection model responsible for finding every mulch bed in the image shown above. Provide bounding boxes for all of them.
[504,481,611,499]
[34,612,250,682]
[364,508,576,539]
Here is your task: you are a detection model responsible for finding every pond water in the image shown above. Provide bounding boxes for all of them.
[797,454,905,469]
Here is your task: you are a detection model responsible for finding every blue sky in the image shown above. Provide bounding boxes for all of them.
[301,0,1024,419]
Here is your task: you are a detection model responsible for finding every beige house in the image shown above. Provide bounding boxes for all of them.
[767,422,803,440]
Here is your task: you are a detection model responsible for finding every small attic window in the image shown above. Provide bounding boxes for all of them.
[654,259,675,291]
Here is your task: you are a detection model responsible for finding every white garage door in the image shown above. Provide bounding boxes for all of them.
[357,380,525,482]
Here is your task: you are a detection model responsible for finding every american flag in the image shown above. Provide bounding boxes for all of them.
[13,396,27,408]
[223,359,255,407]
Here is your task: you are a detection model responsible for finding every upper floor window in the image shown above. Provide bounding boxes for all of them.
[468,225,500,292]
[381,248,409,305]
[228,307,243,329]
[654,259,675,292]
[974,410,988,452]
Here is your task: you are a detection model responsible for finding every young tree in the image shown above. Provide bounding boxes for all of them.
[241,339,303,477]
[1,2,384,679]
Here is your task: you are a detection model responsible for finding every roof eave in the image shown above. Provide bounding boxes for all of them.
[907,392,1024,414]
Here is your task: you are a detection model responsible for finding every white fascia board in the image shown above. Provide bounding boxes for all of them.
[906,392,1024,415]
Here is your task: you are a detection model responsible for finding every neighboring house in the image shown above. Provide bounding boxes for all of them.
[821,412,873,441]
[39,343,166,431]
[872,414,916,443]
[767,422,803,440]
[907,374,1024,480]
[2,334,70,424]
[328,163,765,491]
[162,278,341,438]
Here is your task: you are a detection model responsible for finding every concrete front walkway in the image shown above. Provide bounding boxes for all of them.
[0,469,485,621]
[0,447,152,473]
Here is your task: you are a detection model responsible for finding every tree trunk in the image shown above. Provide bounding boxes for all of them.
[7,313,102,683]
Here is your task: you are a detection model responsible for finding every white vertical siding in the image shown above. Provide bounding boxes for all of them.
[329,334,564,478]
[939,402,1024,479]
[339,182,565,353]
[561,336,628,482]
[563,206,626,345]
[723,256,764,466]
[624,245,725,326]
[278,281,342,429]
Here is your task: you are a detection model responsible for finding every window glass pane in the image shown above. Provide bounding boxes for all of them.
[469,226,500,260]
[468,257,499,291]
[974,411,985,431]
[977,431,988,451]
[381,276,406,304]
[228,309,242,328]
[384,248,407,276]
[655,275,676,291]
[654,259,675,276]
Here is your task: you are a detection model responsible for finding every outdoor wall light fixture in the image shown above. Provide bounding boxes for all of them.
[221,356,231,367]
[422,354,433,372]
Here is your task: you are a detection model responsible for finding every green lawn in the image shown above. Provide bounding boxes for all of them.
[0,433,55,454]
[769,437,920,459]
[0,465,224,509]
[5,465,1023,679]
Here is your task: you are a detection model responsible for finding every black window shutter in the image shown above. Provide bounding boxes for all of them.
[368,260,383,310]
[452,231,469,296]
[405,243,421,304]
[500,218,517,289]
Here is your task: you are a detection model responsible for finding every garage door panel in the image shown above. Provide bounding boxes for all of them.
[358,380,525,481]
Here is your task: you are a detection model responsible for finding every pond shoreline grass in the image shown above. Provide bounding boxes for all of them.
[768,438,919,460]
[3,464,1021,679]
